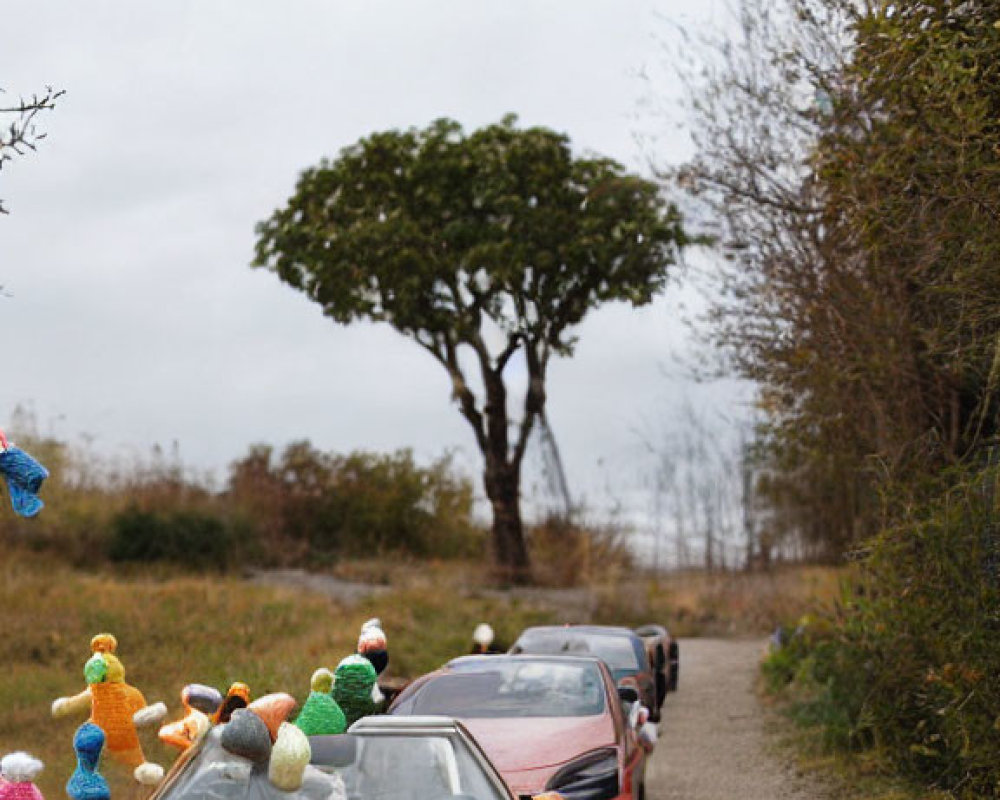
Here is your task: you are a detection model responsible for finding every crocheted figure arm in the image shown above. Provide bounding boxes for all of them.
[133,701,167,728]
[52,689,92,718]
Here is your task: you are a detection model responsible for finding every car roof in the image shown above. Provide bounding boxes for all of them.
[349,715,464,733]
[446,652,610,669]
[515,624,641,640]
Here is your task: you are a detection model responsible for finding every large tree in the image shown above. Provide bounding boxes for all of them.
[254,116,689,582]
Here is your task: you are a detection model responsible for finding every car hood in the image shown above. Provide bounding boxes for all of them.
[460,715,614,792]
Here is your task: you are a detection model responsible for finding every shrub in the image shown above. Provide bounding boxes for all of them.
[765,462,1000,796]
[108,508,233,569]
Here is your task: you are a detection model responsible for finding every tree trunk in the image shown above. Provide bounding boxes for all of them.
[484,459,531,585]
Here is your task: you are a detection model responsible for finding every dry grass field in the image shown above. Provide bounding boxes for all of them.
[0,550,843,800]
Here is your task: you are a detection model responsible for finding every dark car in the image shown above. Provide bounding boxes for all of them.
[633,624,679,710]
[389,654,648,800]
[508,626,660,722]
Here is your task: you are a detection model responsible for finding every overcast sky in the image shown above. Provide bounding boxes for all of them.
[0,1,750,525]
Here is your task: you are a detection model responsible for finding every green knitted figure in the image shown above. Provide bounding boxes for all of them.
[294,668,346,736]
[332,655,376,728]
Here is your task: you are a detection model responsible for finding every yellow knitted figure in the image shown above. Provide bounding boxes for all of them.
[52,634,167,786]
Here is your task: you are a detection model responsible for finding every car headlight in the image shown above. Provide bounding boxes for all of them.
[544,748,619,800]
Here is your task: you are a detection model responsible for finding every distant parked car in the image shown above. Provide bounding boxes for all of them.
[389,654,649,800]
[508,625,662,722]
[633,624,679,709]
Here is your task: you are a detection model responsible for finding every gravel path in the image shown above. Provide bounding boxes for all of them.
[646,638,827,800]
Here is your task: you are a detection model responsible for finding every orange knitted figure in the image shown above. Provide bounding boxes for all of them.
[52,634,167,786]
[158,686,211,751]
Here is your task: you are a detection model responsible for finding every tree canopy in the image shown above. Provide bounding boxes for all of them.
[254,116,690,580]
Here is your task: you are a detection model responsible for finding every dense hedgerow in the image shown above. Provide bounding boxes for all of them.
[765,465,1000,796]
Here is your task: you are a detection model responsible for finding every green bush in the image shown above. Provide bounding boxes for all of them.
[108,507,233,568]
[764,464,1000,796]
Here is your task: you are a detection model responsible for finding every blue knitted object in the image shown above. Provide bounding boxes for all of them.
[0,447,48,518]
[66,723,110,800]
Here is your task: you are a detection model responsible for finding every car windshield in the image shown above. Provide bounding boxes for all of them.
[393,660,606,718]
[324,732,508,800]
[512,632,642,676]
[155,728,508,800]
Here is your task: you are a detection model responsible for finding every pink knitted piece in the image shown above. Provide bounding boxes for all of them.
[0,782,44,800]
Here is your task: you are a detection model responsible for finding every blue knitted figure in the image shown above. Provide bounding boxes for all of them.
[66,724,110,800]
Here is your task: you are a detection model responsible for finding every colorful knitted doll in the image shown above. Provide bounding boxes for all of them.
[158,685,211,751]
[66,724,110,800]
[52,634,166,785]
[0,430,49,518]
[357,619,388,676]
[332,655,377,728]
[294,668,346,736]
[0,752,44,800]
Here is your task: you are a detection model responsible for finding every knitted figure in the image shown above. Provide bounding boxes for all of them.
[268,723,311,792]
[294,668,346,736]
[332,655,377,728]
[52,634,166,785]
[158,685,211,751]
[357,619,388,676]
[212,683,250,725]
[0,430,49,518]
[0,752,44,800]
[66,724,110,800]
[470,623,502,654]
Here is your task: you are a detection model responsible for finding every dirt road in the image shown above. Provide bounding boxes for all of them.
[645,638,825,800]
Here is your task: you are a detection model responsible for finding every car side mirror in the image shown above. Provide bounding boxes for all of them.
[617,686,639,704]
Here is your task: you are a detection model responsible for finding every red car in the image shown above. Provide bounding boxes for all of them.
[389,654,648,800]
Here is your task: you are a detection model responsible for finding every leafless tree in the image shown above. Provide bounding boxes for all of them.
[1,85,64,214]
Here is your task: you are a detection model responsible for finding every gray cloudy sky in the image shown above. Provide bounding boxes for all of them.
[0,1,749,522]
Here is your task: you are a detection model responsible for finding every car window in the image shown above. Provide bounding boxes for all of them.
[393,661,606,718]
[513,633,643,674]
[321,733,508,800]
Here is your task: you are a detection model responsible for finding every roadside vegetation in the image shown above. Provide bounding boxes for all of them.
[0,546,835,800]
[674,1,1000,795]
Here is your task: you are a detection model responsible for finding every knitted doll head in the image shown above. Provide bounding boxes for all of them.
[357,622,388,676]
[0,752,44,800]
[269,723,311,792]
[182,684,223,717]
[311,668,334,694]
[0,753,43,783]
[247,694,297,743]
[90,635,116,655]
[332,655,377,727]
[214,682,251,725]
[220,709,272,763]
[473,623,495,648]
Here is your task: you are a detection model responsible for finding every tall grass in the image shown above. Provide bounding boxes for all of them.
[0,552,559,800]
